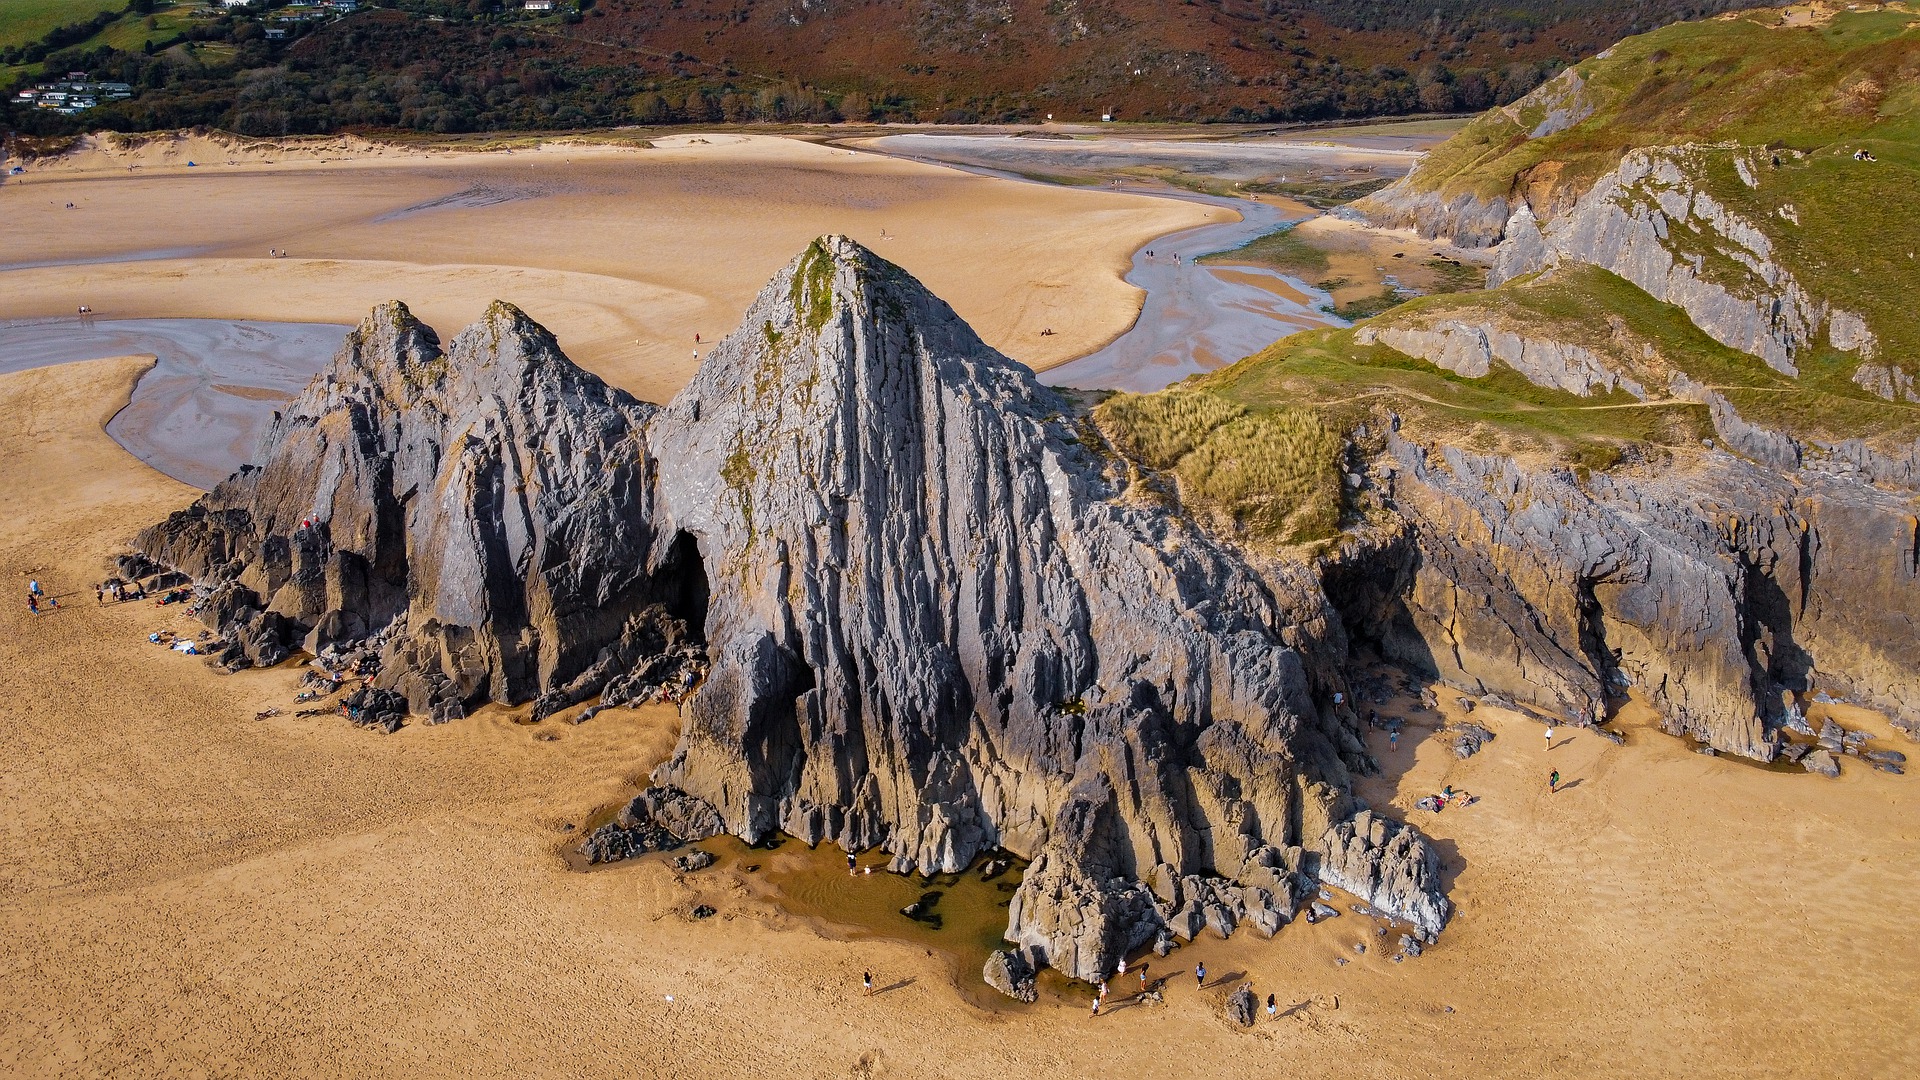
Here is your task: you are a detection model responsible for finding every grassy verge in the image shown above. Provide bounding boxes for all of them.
[1198,225,1328,278]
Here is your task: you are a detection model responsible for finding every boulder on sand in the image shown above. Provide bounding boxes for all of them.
[983,949,1038,1003]
[1801,749,1841,778]
[1225,985,1257,1027]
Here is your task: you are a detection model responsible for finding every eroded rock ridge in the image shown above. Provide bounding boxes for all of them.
[139,237,1450,981]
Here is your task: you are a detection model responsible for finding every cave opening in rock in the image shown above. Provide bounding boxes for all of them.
[654,530,712,644]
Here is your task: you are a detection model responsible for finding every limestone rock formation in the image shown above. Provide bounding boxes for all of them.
[137,300,705,723]
[137,237,1451,983]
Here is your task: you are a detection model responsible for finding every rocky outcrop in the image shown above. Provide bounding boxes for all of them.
[983,949,1038,1003]
[137,237,1451,983]
[1487,148,1879,377]
[137,300,701,723]
[1331,429,1920,757]
[1355,319,1646,398]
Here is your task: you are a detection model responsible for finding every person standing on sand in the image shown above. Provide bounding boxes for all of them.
[847,852,856,873]
[1195,961,1206,988]
[1389,728,1398,752]
[1117,957,1126,977]
[1549,770,1560,793]
[29,579,43,599]
[1266,992,1277,1020]
[862,971,873,996]
[1546,725,1555,751]
[1090,996,1101,1018]
[28,594,39,615]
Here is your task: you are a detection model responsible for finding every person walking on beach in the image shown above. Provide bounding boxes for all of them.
[1117,957,1126,977]
[862,971,873,996]
[1266,993,1277,1021]
[1097,979,1108,1003]
[28,579,43,600]
[1545,725,1556,751]
[1090,995,1101,1018]
[1388,727,1399,752]
[27,594,39,615]
[1195,961,1207,989]
[847,852,857,874]
[1549,769,1560,793]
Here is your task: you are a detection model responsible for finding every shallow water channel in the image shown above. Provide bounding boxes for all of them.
[0,317,346,489]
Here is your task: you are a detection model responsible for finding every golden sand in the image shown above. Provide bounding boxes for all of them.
[0,357,1914,1077]
[0,134,1220,403]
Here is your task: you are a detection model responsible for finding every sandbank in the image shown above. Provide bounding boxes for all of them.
[0,133,1221,402]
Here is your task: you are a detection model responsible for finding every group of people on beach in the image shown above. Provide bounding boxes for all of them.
[24,578,56,615]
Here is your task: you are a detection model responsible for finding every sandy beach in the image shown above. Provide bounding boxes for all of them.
[0,132,1220,403]
[1,357,1914,1077]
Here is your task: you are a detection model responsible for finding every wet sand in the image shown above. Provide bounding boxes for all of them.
[2,359,1916,1077]
[0,319,346,488]
[0,133,1217,404]
[1039,191,1332,392]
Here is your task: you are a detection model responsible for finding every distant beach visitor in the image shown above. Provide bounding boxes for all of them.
[862,971,873,996]
[1389,728,1398,751]
[1545,725,1555,751]
[847,852,856,873]
[1549,770,1560,793]
[1266,993,1277,1020]
[1195,961,1206,988]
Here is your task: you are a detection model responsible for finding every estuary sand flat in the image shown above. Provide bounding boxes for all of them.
[0,360,1914,1077]
[0,134,1220,402]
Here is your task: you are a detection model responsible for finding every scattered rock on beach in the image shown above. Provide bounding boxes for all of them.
[983,949,1038,1003]
[1453,723,1495,758]
[690,904,716,920]
[1225,986,1257,1028]
[1801,749,1840,778]
[672,848,716,873]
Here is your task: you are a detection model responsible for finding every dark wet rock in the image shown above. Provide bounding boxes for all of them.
[1225,985,1257,1028]
[579,821,666,865]
[1873,761,1905,775]
[1452,723,1495,758]
[690,904,716,920]
[983,949,1038,1003]
[340,686,406,734]
[1801,749,1841,778]
[671,848,716,873]
[623,786,725,842]
[1594,726,1626,746]
[1865,749,1906,766]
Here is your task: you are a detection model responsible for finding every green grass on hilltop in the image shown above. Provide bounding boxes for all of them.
[1406,8,1920,203]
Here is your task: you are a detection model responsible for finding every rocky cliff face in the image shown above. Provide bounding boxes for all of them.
[136,300,701,722]
[139,237,1452,981]
[1489,147,1877,379]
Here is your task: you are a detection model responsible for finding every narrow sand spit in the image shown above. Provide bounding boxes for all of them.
[0,135,1219,401]
[0,361,1914,1076]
